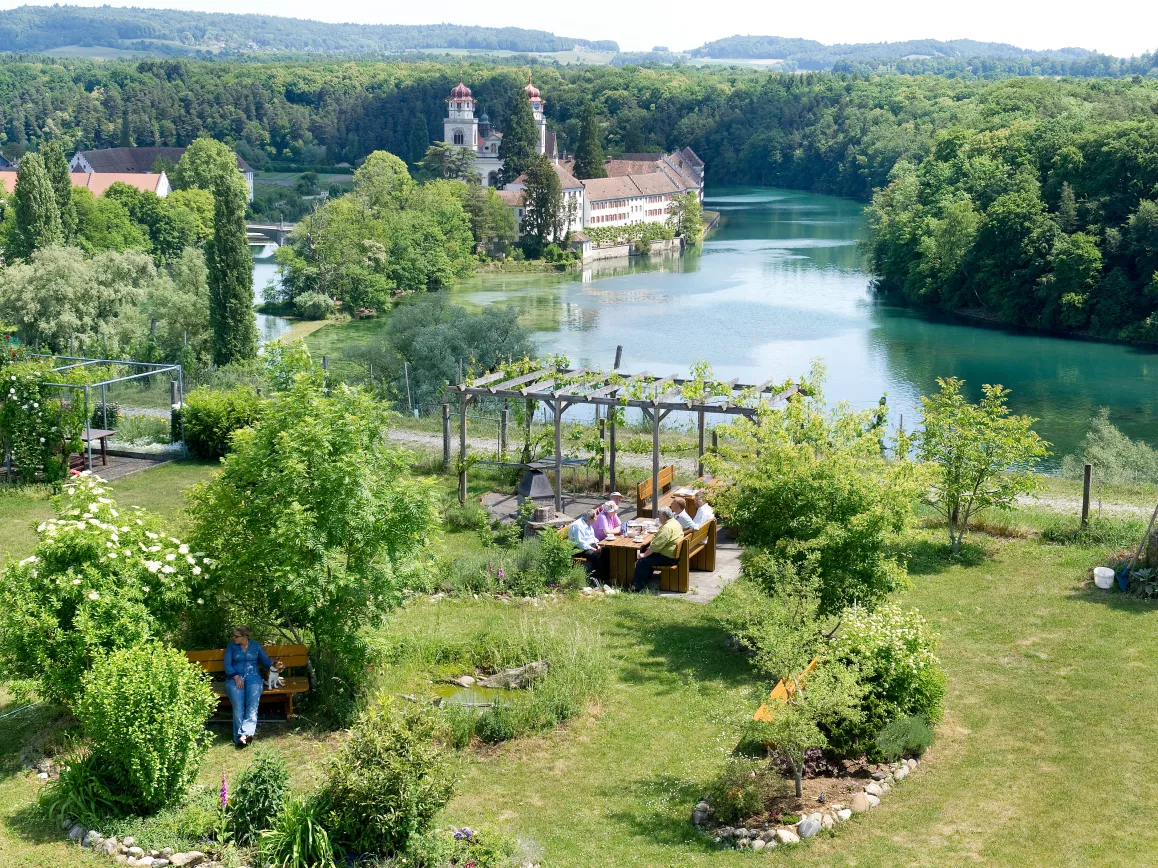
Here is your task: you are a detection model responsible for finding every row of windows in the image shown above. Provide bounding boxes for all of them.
[590,214,627,224]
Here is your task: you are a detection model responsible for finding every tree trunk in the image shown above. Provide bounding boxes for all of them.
[794,766,803,799]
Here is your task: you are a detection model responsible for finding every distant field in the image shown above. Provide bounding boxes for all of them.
[41,44,151,59]
[257,172,354,187]
[412,46,617,65]
[693,57,788,67]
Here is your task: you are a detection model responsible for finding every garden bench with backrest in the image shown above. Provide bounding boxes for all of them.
[636,464,676,517]
[185,643,310,719]
[653,518,716,592]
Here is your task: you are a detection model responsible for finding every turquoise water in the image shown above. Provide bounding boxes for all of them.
[449,187,1158,465]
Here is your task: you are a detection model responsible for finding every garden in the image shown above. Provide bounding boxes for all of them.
[3,344,1158,867]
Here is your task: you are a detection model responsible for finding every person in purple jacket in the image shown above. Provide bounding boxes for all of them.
[224,626,282,747]
[592,501,622,541]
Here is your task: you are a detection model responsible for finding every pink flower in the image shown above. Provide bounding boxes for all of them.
[220,771,228,808]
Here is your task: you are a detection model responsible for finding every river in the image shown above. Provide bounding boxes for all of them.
[444,187,1158,466]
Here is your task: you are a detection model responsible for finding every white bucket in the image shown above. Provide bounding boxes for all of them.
[1093,567,1115,590]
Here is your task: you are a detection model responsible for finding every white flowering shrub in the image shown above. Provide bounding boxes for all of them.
[0,472,206,705]
[823,604,945,757]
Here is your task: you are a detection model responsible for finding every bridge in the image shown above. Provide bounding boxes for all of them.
[246,222,296,245]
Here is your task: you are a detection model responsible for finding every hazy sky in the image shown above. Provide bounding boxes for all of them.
[7,0,1158,57]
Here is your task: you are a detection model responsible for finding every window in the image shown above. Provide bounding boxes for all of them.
[453,130,464,145]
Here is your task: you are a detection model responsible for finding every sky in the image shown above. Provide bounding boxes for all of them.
[4,0,1158,57]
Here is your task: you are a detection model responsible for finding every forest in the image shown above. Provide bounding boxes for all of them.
[0,6,618,56]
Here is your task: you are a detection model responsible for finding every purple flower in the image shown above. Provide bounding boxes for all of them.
[496,568,505,579]
[220,771,228,808]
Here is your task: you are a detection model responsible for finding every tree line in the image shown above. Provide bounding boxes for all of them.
[0,7,618,55]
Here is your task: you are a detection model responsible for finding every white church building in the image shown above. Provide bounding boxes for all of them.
[442,77,704,240]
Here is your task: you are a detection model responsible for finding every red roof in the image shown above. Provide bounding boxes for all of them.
[524,72,540,100]
[451,80,472,99]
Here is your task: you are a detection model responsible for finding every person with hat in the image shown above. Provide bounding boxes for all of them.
[593,500,622,540]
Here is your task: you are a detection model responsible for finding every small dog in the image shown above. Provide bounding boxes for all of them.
[266,662,286,690]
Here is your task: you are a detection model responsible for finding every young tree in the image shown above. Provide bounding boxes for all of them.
[497,92,538,187]
[520,153,563,258]
[462,184,517,256]
[668,191,703,240]
[917,377,1050,552]
[188,380,440,712]
[10,153,62,259]
[408,114,430,167]
[206,163,257,364]
[572,104,607,179]
[171,138,240,192]
[752,665,864,798]
[40,141,77,242]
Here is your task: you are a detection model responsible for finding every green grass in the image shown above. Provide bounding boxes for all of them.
[5,459,1158,865]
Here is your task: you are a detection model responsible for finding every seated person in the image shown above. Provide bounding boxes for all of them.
[693,490,715,528]
[567,509,604,585]
[224,626,284,748]
[671,496,697,530]
[632,506,683,591]
[593,501,622,540]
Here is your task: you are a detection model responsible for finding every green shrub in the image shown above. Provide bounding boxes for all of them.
[443,500,491,533]
[115,413,171,445]
[76,642,216,813]
[1040,514,1144,548]
[38,752,133,826]
[875,715,935,761]
[401,826,519,868]
[1062,409,1158,485]
[318,696,455,859]
[182,385,263,458]
[259,795,334,868]
[538,527,578,584]
[704,758,786,824]
[824,604,946,757]
[228,749,290,846]
[101,785,220,852]
[91,401,121,428]
[293,291,336,320]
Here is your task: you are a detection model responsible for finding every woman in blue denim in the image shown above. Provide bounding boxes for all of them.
[224,626,282,748]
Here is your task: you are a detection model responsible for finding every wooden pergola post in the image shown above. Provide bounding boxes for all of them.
[697,410,706,478]
[553,399,563,514]
[651,403,661,518]
[458,392,469,504]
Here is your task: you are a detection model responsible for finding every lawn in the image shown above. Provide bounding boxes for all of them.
[2,461,1157,866]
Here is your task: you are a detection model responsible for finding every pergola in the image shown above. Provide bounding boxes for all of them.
[33,355,185,469]
[448,365,799,515]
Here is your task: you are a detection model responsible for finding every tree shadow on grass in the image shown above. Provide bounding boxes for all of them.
[901,538,988,575]
[602,772,719,851]
[1066,582,1158,615]
[606,605,754,693]
[5,802,63,845]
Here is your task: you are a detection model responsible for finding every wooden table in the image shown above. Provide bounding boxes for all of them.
[80,428,116,466]
[660,487,701,513]
[600,522,659,587]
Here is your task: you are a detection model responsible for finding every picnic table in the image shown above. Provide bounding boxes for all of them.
[600,520,660,587]
[80,428,116,466]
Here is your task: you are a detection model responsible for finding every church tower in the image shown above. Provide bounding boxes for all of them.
[444,79,478,150]
[524,73,547,155]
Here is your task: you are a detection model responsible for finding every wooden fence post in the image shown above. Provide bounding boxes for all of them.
[458,394,469,505]
[1082,463,1092,528]
[442,404,451,470]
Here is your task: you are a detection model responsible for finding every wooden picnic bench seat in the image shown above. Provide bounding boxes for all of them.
[654,518,716,593]
[185,644,310,719]
[557,524,589,565]
[752,657,818,722]
[636,464,677,517]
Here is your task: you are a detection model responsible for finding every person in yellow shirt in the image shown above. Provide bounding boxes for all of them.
[632,506,684,591]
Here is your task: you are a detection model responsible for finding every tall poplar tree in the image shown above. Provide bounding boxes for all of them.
[207,164,256,365]
[497,92,538,187]
[10,153,62,259]
[572,104,607,179]
[40,141,77,242]
[408,115,430,167]
[520,153,563,258]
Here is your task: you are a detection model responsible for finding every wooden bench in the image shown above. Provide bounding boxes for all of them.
[654,518,716,593]
[185,644,310,719]
[752,657,818,722]
[557,524,590,565]
[636,464,676,517]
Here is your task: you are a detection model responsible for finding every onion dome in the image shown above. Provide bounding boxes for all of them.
[479,111,490,124]
[524,73,540,100]
[451,79,472,99]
